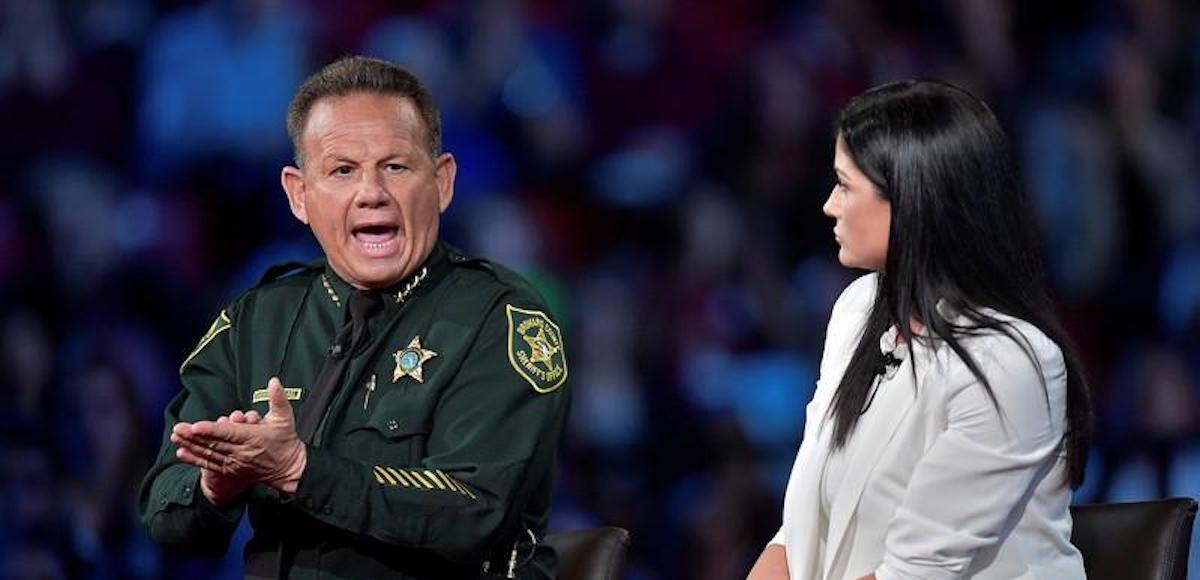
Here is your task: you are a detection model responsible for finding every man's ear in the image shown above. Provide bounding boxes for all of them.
[281,166,308,224]
[434,153,457,213]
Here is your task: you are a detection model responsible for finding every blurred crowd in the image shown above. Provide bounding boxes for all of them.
[1,0,1198,578]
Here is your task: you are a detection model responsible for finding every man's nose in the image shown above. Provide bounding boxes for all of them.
[356,170,390,207]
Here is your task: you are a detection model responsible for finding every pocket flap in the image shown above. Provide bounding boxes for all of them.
[360,400,431,439]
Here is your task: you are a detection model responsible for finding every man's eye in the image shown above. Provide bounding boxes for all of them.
[385,164,408,173]
[331,166,354,176]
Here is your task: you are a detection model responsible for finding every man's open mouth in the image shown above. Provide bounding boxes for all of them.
[352,224,400,253]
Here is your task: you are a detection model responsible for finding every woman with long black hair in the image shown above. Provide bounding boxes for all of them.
[748,80,1092,579]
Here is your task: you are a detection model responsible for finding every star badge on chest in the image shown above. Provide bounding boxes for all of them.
[393,336,438,383]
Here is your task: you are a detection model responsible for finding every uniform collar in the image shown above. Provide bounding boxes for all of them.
[318,242,454,315]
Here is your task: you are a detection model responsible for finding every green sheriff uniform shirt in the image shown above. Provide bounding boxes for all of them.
[139,243,569,579]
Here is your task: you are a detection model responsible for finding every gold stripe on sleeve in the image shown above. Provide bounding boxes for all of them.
[374,466,397,486]
[407,470,433,489]
[447,475,478,500]
[386,467,411,487]
[423,470,448,490]
[403,470,424,488]
[434,470,457,491]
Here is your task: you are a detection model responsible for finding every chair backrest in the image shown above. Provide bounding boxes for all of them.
[544,527,631,580]
[1070,497,1197,580]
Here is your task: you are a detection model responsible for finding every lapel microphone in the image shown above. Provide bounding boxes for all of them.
[876,352,903,378]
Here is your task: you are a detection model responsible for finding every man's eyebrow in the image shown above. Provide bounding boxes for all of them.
[321,154,360,165]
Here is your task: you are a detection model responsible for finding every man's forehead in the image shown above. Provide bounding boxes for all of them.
[303,93,426,146]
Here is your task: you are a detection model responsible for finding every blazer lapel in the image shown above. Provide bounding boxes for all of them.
[822,349,933,578]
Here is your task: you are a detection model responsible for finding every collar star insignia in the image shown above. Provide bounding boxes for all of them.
[393,336,438,383]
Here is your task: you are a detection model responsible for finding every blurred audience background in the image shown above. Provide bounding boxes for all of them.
[1,0,1198,578]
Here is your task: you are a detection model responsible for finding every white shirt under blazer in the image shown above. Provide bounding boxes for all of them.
[770,274,1085,579]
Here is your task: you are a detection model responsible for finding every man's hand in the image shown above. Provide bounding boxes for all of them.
[198,410,262,505]
[171,378,308,495]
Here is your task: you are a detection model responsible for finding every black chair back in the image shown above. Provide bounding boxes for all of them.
[1071,497,1197,580]
[544,527,631,580]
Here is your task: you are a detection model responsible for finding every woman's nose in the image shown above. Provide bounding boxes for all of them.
[822,187,838,217]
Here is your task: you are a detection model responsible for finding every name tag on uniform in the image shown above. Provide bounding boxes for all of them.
[251,387,304,402]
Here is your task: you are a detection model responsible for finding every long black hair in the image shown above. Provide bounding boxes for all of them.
[827,80,1093,487]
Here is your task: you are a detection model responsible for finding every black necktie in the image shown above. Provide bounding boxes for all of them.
[296,290,382,443]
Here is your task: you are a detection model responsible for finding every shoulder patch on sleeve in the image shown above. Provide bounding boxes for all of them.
[180,310,232,372]
[506,304,568,394]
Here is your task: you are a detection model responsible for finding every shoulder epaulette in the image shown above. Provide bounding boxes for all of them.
[256,259,323,286]
[444,244,494,271]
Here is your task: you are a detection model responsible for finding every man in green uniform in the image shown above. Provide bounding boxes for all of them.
[139,56,569,579]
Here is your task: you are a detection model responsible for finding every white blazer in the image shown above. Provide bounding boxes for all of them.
[770,274,1085,580]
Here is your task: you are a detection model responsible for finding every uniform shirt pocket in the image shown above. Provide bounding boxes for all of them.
[347,395,433,465]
